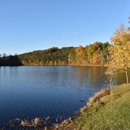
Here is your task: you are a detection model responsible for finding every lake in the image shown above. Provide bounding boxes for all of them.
[0,66,128,128]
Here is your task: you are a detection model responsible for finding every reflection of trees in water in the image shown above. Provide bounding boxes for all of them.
[87,66,107,87]
[76,66,107,88]
[88,66,106,79]
[115,71,130,85]
[76,66,85,85]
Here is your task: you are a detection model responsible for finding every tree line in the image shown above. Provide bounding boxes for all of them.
[0,54,23,66]
[68,42,110,66]
[0,42,110,66]
[17,42,110,66]
[18,47,74,66]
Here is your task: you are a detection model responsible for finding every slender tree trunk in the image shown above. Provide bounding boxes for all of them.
[125,71,129,84]
[110,77,113,95]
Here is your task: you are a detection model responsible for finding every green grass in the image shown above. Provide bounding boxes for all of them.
[69,84,130,130]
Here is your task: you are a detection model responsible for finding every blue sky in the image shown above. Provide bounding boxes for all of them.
[0,0,130,55]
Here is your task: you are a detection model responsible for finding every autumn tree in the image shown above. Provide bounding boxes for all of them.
[105,46,116,88]
[75,46,86,64]
[68,48,76,64]
[106,24,130,84]
[85,42,101,65]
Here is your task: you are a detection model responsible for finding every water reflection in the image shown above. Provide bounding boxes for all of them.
[0,66,129,128]
[115,71,130,85]
[76,66,85,85]
[75,66,107,89]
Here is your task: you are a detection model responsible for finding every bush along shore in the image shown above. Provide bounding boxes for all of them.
[47,84,130,130]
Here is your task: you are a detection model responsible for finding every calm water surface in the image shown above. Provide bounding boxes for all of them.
[0,66,128,127]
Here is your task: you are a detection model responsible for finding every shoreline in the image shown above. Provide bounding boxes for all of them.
[47,87,111,130]
[1,84,130,129]
[0,64,108,67]
[47,84,130,130]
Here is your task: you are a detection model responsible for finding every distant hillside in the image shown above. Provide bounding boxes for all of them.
[18,47,74,66]
[0,42,110,66]
[68,42,110,66]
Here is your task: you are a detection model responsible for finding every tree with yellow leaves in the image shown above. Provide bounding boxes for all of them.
[106,24,130,84]
[75,45,86,64]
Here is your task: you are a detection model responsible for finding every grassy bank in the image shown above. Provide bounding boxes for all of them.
[50,84,130,130]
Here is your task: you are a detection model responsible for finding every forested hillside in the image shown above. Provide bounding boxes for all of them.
[68,42,110,66]
[18,47,74,66]
[0,42,110,66]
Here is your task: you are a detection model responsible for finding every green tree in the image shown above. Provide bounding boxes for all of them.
[68,49,76,64]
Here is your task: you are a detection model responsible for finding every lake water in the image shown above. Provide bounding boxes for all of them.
[0,66,128,128]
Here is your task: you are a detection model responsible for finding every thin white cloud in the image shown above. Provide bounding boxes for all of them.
[62,31,79,34]
[62,32,67,34]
